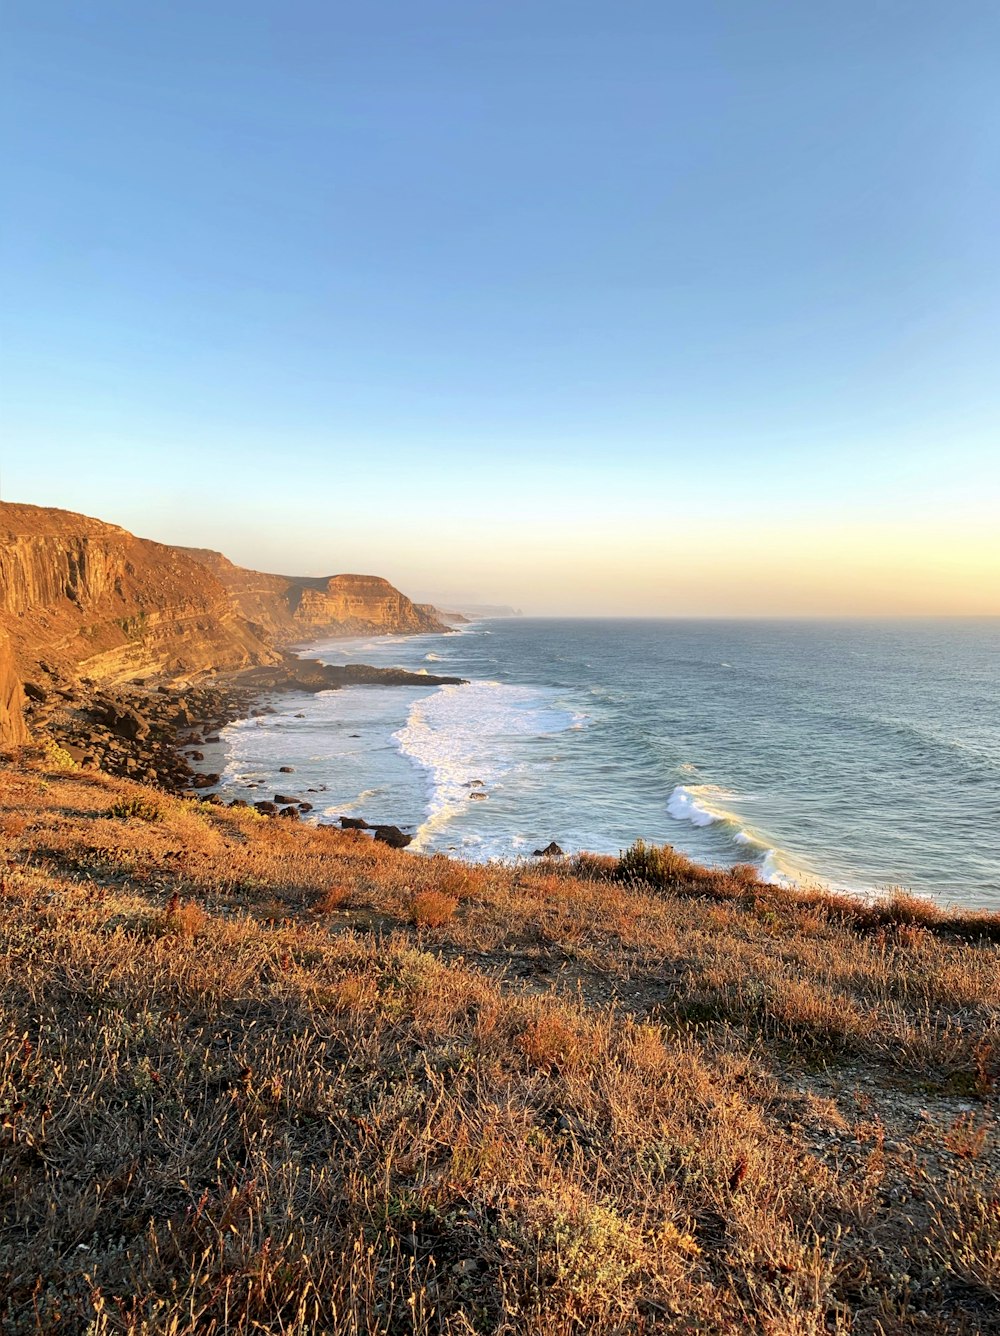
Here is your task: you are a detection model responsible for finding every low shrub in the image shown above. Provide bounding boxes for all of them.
[411,889,458,929]
[107,796,164,822]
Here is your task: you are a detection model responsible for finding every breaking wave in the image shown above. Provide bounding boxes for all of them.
[394,681,583,851]
[667,784,800,886]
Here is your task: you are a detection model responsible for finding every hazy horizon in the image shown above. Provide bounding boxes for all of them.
[3,2,998,616]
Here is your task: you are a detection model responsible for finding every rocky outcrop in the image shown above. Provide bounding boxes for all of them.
[179,548,447,639]
[0,503,279,688]
[0,626,26,748]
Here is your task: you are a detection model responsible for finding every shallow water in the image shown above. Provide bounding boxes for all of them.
[218,618,1000,907]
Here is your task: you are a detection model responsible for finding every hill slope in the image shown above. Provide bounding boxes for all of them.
[0,759,997,1333]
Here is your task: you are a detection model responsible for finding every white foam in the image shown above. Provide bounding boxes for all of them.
[425,652,443,661]
[394,681,581,851]
[666,784,737,827]
[667,783,807,888]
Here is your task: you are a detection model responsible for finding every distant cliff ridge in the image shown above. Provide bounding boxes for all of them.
[177,548,447,639]
[0,502,448,746]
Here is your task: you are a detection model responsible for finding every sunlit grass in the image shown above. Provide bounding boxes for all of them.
[0,762,998,1332]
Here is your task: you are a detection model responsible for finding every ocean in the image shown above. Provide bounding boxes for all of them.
[217,618,1000,908]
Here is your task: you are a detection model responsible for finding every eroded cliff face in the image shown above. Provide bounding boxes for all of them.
[0,626,26,749]
[0,503,279,688]
[180,550,446,639]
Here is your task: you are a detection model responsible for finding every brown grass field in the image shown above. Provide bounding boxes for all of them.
[1,758,998,1334]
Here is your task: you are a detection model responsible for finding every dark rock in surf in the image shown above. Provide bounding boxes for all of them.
[533,842,564,857]
[372,825,413,849]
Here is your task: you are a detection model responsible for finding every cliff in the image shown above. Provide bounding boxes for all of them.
[178,548,447,640]
[0,502,280,688]
[0,625,26,748]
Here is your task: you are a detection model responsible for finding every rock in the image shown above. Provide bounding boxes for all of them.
[23,682,48,703]
[533,842,564,857]
[254,801,280,816]
[467,779,485,788]
[340,816,370,830]
[205,735,221,743]
[297,801,313,812]
[279,765,295,773]
[469,792,487,801]
[279,805,300,819]
[98,702,150,742]
[372,825,413,849]
[273,794,297,805]
[228,798,249,808]
[187,750,205,761]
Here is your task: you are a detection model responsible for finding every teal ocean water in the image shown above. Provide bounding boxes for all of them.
[219,618,1000,908]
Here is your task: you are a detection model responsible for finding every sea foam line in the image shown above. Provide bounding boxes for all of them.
[393,680,583,852]
[666,783,801,887]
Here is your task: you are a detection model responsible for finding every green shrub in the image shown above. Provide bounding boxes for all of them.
[107,797,163,823]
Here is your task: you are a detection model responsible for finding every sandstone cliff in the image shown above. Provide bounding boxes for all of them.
[179,549,447,640]
[0,503,279,689]
[0,625,26,748]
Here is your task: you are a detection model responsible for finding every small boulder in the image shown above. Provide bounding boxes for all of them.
[254,801,280,816]
[273,794,296,805]
[279,806,300,819]
[279,765,295,773]
[340,816,369,830]
[532,842,564,857]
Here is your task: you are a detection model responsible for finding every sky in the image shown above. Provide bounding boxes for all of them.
[2,1,999,615]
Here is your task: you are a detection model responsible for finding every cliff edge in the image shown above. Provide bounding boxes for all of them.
[0,503,449,748]
[178,548,447,640]
[0,502,280,690]
[0,625,26,748]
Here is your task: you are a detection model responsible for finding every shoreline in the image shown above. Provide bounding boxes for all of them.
[22,629,999,911]
[22,643,467,805]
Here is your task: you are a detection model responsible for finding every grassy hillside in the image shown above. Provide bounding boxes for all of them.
[1,758,998,1334]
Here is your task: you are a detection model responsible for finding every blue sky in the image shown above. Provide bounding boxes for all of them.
[2,2,998,612]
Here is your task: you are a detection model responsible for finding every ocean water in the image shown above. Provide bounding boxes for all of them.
[218,618,1000,908]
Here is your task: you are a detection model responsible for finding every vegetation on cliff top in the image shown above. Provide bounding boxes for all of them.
[0,759,998,1334]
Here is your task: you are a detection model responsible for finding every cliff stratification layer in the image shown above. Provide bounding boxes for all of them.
[0,503,449,749]
[0,503,279,688]
[0,625,26,748]
[178,548,447,639]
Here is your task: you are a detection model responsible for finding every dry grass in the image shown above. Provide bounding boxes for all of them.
[411,889,460,929]
[0,763,998,1333]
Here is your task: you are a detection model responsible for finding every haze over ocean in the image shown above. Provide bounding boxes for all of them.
[218,617,1000,908]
